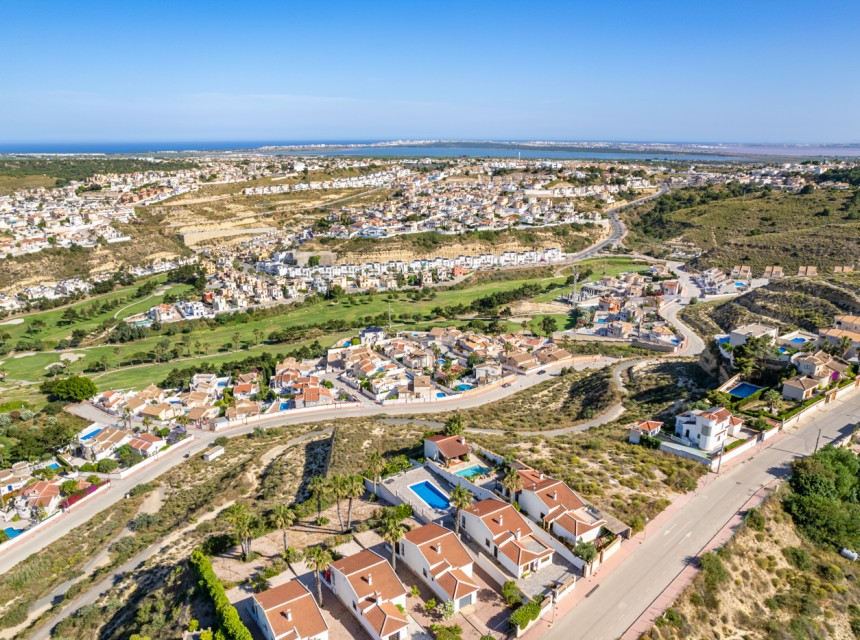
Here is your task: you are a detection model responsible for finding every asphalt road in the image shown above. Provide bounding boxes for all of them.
[0,357,614,576]
[544,386,860,640]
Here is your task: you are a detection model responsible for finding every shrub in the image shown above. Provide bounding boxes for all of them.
[430,623,463,640]
[189,620,199,632]
[782,547,812,571]
[699,551,729,591]
[315,516,330,526]
[424,598,437,612]
[97,458,119,473]
[573,541,598,563]
[746,508,765,531]
[509,599,542,629]
[436,599,455,620]
[818,563,843,583]
[189,548,254,640]
[501,580,523,607]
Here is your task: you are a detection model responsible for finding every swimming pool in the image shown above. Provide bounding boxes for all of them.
[727,381,764,399]
[80,428,102,441]
[735,281,747,287]
[3,527,23,540]
[436,392,447,398]
[790,337,807,345]
[47,462,60,470]
[456,383,473,392]
[455,464,491,479]
[409,481,450,510]
[279,402,291,411]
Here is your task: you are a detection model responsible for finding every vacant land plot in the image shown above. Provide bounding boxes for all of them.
[423,367,620,433]
[625,187,860,272]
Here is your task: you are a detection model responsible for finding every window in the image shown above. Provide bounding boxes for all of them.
[423,568,427,577]
[485,538,491,548]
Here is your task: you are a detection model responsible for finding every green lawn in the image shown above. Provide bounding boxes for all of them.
[0,275,176,346]
[530,257,651,302]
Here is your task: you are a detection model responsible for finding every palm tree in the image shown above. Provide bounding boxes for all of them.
[501,466,522,500]
[444,413,465,436]
[367,451,386,495]
[113,347,121,367]
[308,475,329,521]
[269,504,296,554]
[224,503,255,560]
[450,484,474,537]
[306,546,333,607]
[232,332,242,350]
[380,517,405,569]
[175,414,189,430]
[330,475,348,531]
[345,474,365,530]
[141,416,153,434]
[194,340,202,356]
[121,407,132,430]
[762,388,782,413]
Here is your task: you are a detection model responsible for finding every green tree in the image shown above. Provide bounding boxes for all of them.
[97,458,119,473]
[367,450,386,495]
[308,475,329,521]
[501,466,522,499]
[305,546,333,607]
[60,479,79,496]
[380,517,405,569]
[52,376,98,402]
[269,504,296,554]
[444,413,466,437]
[223,503,258,561]
[344,474,365,531]
[539,315,559,337]
[450,484,473,537]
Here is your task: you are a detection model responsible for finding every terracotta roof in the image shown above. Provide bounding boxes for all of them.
[436,568,480,601]
[330,550,405,602]
[363,601,408,638]
[253,580,328,640]
[425,434,470,459]
[404,523,473,572]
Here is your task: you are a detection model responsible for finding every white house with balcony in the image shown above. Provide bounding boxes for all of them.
[673,407,743,452]
[398,523,479,612]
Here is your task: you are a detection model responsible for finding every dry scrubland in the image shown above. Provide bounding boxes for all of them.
[643,496,860,640]
[626,188,860,272]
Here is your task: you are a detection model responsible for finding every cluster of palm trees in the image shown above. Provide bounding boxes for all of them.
[307,473,366,532]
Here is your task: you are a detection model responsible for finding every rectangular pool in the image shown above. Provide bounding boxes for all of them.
[409,481,450,510]
[455,464,491,479]
[727,382,764,399]
[80,428,102,441]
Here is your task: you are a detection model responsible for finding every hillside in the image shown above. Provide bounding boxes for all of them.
[680,277,860,339]
[0,209,191,290]
[645,446,860,640]
[303,222,604,265]
[625,186,860,272]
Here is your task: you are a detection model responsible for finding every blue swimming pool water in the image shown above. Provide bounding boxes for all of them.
[790,337,807,344]
[410,481,450,510]
[597,318,607,323]
[80,428,102,441]
[47,462,60,470]
[717,336,729,344]
[436,392,446,398]
[727,382,764,399]
[279,402,290,411]
[455,464,491,479]
[456,383,473,392]
[3,527,23,539]
[735,281,746,287]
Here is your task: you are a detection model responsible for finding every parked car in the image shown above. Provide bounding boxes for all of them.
[502,383,511,388]
[537,369,547,375]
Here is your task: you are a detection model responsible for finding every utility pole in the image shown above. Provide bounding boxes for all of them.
[716,443,725,474]
[571,265,579,358]
[814,428,822,453]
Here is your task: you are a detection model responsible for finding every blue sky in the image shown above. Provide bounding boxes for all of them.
[2,0,859,143]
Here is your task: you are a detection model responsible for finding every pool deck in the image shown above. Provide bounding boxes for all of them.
[382,466,453,523]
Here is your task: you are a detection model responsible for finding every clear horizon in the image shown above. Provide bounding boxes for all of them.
[3,0,859,144]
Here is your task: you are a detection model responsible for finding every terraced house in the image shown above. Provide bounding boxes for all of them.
[324,550,410,640]
[460,498,554,578]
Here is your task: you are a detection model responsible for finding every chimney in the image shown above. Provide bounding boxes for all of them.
[552,490,558,501]
[498,514,503,526]
[515,528,521,540]
[367,573,373,586]
[436,543,442,554]
[539,472,544,480]
[283,610,292,622]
